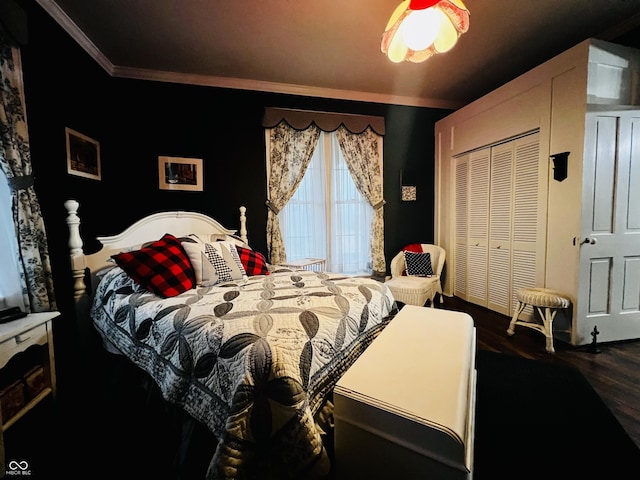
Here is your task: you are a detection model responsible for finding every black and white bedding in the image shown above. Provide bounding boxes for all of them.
[90,265,396,479]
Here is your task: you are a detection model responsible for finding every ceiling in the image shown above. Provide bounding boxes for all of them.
[36,0,640,109]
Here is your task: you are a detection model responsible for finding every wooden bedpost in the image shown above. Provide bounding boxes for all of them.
[64,199,87,300]
[239,206,248,244]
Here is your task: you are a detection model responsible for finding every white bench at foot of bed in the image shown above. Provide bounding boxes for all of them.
[334,305,477,480]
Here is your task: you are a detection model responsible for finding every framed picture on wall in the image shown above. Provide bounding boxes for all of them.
[66,127,101,180]
[158,156,203,191]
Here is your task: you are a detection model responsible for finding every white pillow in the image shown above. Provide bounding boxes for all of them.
[181,236,247,286]
[192,233,249,249]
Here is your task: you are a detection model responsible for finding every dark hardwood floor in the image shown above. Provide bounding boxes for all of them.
[437,294,640,449]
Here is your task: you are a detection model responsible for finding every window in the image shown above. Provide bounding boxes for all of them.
[279,132,373,275]
[264,109,385,276]
[0,171,25,310]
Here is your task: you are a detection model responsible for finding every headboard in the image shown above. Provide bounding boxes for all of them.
[64,199,248,302]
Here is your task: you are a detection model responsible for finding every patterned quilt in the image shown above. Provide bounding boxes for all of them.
[91,266,397,479]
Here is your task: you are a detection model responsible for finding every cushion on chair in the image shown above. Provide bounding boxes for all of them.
[404,251,434,277]
[400,243,425,275]
[385,275,439,306]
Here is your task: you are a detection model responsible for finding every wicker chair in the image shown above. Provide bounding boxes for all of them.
[385,244,446,308]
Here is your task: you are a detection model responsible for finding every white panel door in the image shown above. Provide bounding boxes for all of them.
[467,149,490,306]
[578,112,640,344]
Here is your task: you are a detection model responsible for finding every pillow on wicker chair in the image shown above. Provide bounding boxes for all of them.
[404,251,434,277]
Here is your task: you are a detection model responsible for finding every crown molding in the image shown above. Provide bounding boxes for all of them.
[36,0,460,110]
[36,0,113,74]
[112,66,461,109]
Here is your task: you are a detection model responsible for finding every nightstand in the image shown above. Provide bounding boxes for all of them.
[0,311,58,477]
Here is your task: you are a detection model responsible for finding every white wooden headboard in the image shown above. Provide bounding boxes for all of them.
[64,199,248,301]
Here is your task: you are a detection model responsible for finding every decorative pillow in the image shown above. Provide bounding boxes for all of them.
[400,243,425,275]
[403,243,424,253]
[404,251,434,277]
[192,233,250,249]
[181,236,247,286]
[111,233,196,297]
[222,234,250,249]
[235,246,270,276]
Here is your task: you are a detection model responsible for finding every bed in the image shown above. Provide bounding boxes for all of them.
[63,200,398,479]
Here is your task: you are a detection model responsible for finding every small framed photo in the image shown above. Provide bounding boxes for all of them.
[158,156,203,191]
[66,127,101,180]
[402,185,417,201]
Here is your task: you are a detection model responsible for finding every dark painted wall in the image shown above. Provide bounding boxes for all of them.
[16,0,449,356]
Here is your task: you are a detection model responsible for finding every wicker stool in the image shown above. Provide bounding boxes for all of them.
[507,287,571,353]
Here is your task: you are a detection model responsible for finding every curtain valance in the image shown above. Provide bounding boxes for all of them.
[262,107,385,135]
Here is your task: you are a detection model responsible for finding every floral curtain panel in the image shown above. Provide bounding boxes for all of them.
[0,25,56,312]
[335,125,386,276]
[265,122,320,265]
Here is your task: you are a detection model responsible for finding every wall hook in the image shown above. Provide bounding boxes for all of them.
[550,152,569,182]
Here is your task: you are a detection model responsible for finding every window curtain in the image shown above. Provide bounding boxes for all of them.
[278,137,328,263]
[264,108,385,269]
[265,121,320,265]
[335,126,386,276]
[0,25,56,312]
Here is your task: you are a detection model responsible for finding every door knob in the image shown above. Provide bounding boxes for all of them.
[580,237,597,245]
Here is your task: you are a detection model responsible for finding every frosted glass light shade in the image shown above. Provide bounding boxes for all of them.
[381,0,470,63]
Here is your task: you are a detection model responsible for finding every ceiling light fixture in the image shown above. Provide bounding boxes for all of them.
[381,0,470,63]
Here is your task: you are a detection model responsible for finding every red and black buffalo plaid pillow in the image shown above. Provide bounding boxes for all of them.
[112,233,196,297]
[235,245,270,276]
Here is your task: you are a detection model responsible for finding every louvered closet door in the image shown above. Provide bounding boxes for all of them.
[454,134,540,315]
[487,142,513,315]
[510,133,540,318]
[467,149,490,306]
[454,156,469,299]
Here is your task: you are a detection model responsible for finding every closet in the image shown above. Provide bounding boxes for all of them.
[435,38,640,345]
[454,133,539,319]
